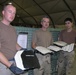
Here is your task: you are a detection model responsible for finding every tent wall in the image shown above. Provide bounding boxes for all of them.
[15,26,62,75]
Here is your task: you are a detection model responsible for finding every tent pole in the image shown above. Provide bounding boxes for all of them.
[33,0,55,28]
[63,0,76,26]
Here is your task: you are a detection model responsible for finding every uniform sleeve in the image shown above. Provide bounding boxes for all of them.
[50,33,53,45]
[73,30,76,47]
[0,29,1,49]
[58,31,63,41]
[32,31,37,44]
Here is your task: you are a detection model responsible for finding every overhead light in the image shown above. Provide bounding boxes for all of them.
[8,2,12,5]
[8,0,13,4]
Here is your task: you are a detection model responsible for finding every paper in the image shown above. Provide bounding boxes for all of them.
[17,32,28,48]
[53,41,67,47]
[35,46,52,54]
[14,50,25,70]
[62,43,74,52]
[35,41,74,54]
[48,42,74,52]
[47,45,61,51]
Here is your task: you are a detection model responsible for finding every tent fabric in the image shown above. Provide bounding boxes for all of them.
[0,0,76,27]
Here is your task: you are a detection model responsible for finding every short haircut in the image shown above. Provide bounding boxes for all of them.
[2,4,15,11]
[64,17,72,23]
[41,15,50,22]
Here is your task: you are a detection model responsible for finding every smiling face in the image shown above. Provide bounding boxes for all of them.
[41,18,50,29]
[2,5,16,23]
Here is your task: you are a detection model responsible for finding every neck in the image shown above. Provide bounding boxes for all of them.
[41,27,47,31]
[67,28,72,32]
[1,19,10,26]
